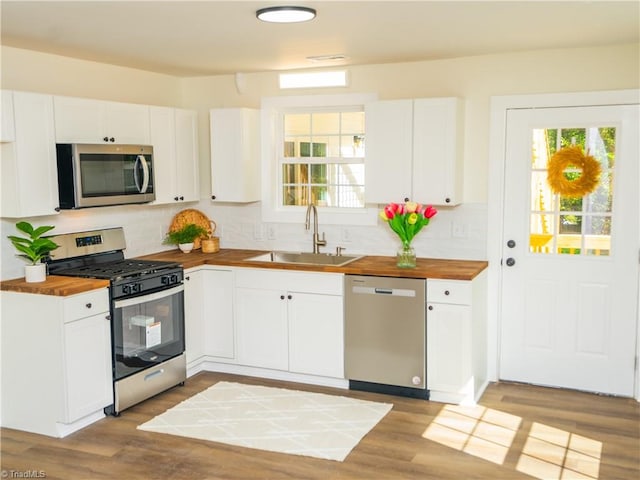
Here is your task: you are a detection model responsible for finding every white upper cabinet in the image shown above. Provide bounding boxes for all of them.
[150,106,200,204]
[365,97,464,206]
[1,90,60,218]
[54,96,151,145]
[210,108,260,203]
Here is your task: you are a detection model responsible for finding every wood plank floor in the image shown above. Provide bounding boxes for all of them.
[1,371,638,479]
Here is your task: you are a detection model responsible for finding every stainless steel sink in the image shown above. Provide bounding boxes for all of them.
[245,251,363,267]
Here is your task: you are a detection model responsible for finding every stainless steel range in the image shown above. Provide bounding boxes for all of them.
[46,227,186,416]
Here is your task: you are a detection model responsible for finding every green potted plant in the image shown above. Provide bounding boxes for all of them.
[164,223,208,253]
[8,221,59,282]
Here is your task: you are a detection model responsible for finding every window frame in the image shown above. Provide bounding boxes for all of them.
[261,93,379,225]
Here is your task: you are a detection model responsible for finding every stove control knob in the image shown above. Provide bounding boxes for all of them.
[122,284,131,295]
[132,283,141,293]
[170,274,180,284]
[161,275,170,285]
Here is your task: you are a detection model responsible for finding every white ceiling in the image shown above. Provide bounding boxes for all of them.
[1,0,638,77]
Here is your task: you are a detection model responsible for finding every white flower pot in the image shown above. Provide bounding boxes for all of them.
[178,242,194,253]
[25,263,46,283]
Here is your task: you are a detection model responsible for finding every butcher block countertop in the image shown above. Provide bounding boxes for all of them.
[1,249,487,297]
[138,248,488,280]
[0,275,110,296]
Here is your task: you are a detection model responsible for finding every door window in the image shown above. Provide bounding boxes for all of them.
[529,126,615,256]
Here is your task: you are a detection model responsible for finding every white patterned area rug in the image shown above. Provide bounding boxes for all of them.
[137,381,393,461]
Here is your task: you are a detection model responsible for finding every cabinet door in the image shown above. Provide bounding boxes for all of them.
[62,313,113,423]
[288,292,344,378]
[103,101,150,144]
[174,108,200,203]
[150,107,199,205]
[203,269,235,359]
[54,96,150,144]
[427,302,471,393]
[1,91,59,218]
[364,99,413,204]
[413,98,463,206]
[184,269,205,364]
[149,106,178,204]
[54,96,107,143]
[235,287,288,370]
[210,108,260,202]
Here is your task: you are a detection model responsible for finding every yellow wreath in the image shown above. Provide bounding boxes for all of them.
[546,146,601,197]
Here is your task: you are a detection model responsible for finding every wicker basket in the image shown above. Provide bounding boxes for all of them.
[168,209,216,250]
[201,237,220,253]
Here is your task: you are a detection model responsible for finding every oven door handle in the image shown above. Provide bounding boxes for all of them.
[114,284,184,309]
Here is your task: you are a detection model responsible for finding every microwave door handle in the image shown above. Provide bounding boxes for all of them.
[133,155,150,193]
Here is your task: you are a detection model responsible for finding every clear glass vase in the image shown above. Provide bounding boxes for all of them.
[396,241,417,268]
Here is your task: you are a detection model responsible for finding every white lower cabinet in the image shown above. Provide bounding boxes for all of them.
[427,272,487,404]
[288,292,344,378]
[184,267,235,370]
[184,268,206,365]
[203,268,235,359]
[62,312,113,423]
[235,268,344,378]
[236,286,289,370]
[1,288,112,437]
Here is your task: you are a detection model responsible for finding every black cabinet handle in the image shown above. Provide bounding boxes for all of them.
[85,303,92,309]
[179,196,184,201]
[287,294,292,300]
[211,195,217,200]
[280,295,285,300]
[444,290,450,296]
[445,197,451,203]
[428,305,433,311]
[404,197,410,202]
[174,196,179,201]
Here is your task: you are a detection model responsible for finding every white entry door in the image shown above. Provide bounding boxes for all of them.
[499,104,639,396]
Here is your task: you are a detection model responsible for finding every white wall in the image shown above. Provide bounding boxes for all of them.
[1,43,638,280]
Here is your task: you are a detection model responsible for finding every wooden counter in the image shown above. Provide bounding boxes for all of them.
[1,249,487,296]
[138,248,488,281]
[0,275,110,296]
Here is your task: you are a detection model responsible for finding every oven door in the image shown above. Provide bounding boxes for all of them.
[112,284,184,381]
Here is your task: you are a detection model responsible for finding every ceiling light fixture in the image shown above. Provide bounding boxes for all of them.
[256,6,317,23]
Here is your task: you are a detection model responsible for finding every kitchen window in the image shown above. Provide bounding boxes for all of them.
[261,93,378,225]
[282,109,365,208]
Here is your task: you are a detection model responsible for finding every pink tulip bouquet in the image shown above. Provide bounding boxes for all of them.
[379,201,438,247]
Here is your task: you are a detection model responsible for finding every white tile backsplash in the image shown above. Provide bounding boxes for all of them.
[1,201,487,280]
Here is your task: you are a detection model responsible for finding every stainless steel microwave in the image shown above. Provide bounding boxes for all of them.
[56,143,155,209]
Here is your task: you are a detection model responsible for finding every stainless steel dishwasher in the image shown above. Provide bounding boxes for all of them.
[345,274,428,399]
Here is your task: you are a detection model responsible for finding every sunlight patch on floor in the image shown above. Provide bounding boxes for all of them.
[422,404,521,465]
[517,422,602,479]
[423,407,602,479]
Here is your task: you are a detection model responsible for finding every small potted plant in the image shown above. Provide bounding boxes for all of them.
[164,223,208,253]
[8,221,59,282]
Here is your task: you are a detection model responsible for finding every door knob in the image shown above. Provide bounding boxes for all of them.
[507,239,516,248]
[506,257,516,267]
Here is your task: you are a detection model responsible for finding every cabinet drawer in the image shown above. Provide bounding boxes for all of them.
[235,268,343,295]
[427,280,471,305]
[63,289,109,322]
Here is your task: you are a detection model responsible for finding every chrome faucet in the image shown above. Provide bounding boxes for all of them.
[305,203,327,253]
